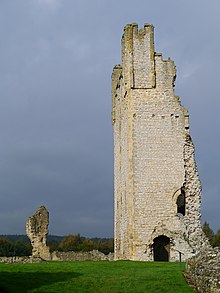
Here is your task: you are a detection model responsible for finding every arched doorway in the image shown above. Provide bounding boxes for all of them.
[153,235,170,261]
[176,188,185,216]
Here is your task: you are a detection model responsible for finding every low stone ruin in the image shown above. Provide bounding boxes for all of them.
[51,250,114,261]
[26,206,51,260]
[185,246,220,293]
[0,256,43,264]
[0,251,114,264]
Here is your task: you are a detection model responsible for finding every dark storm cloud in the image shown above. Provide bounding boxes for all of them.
[0,0,219,236]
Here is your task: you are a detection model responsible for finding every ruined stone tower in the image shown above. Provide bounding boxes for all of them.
[112,23,207,261]
[26,206,51,260]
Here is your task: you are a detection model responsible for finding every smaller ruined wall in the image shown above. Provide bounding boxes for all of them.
[51,250,114,261]
[0,251,114,263]
[0,256,43,264]
[185,247,220,293]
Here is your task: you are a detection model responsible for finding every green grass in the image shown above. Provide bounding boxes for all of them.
[0,261,194,293]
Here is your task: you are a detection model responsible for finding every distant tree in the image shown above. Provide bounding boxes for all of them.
[212,229,220,247]
[96,240,104,252]
[58,234,83,252]
[14,238,31,256]
[48,240,60,253]
[97,239,114,255]
[80,239,96,252]
[202,221,215,245]
[0,237,15,257]
[57,234,114,254]
[106,239,114,253]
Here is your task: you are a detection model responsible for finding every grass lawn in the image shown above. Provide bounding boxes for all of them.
[0,261,194,293]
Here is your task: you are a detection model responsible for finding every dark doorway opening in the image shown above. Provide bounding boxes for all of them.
[153,235,170,262]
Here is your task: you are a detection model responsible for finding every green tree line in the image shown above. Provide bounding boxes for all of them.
[202,222,220,247]
[0,238,32,257]
[0,234,113,257]
[48,234,114,255]
[1,223,218,258]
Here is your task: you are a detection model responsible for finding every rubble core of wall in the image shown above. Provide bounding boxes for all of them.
[182,134,210,250]
[185,247,220,293]
[51,250,114,261]
[26,206,51,260]
[112,23,206,261]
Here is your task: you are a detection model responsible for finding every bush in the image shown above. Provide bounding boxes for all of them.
[57,234,114,255]
[0,237,15,257]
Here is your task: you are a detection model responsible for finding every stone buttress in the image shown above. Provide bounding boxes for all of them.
[112,23,207,261]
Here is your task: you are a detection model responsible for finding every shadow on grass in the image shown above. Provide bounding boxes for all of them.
[0,271,82,293]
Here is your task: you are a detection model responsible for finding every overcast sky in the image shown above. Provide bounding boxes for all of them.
[0,0,219,237]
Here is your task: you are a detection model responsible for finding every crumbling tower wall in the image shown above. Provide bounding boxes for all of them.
[26,205,51,260]
[112,23,207,261]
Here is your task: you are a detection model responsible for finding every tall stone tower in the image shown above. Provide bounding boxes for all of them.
[112,23,207,261]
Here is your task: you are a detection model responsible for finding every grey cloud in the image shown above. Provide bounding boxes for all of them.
[0,0,219,236]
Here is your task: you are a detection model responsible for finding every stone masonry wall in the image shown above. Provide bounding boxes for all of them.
[185,246,220,293]
[112,23,207,261]
[112,65,132,259]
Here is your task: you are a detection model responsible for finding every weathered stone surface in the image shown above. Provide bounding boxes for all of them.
[112,23,207,261]
[185,246,220,293]
[26,206,51,260]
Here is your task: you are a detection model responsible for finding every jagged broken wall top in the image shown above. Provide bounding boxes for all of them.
[112,24,179,124]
